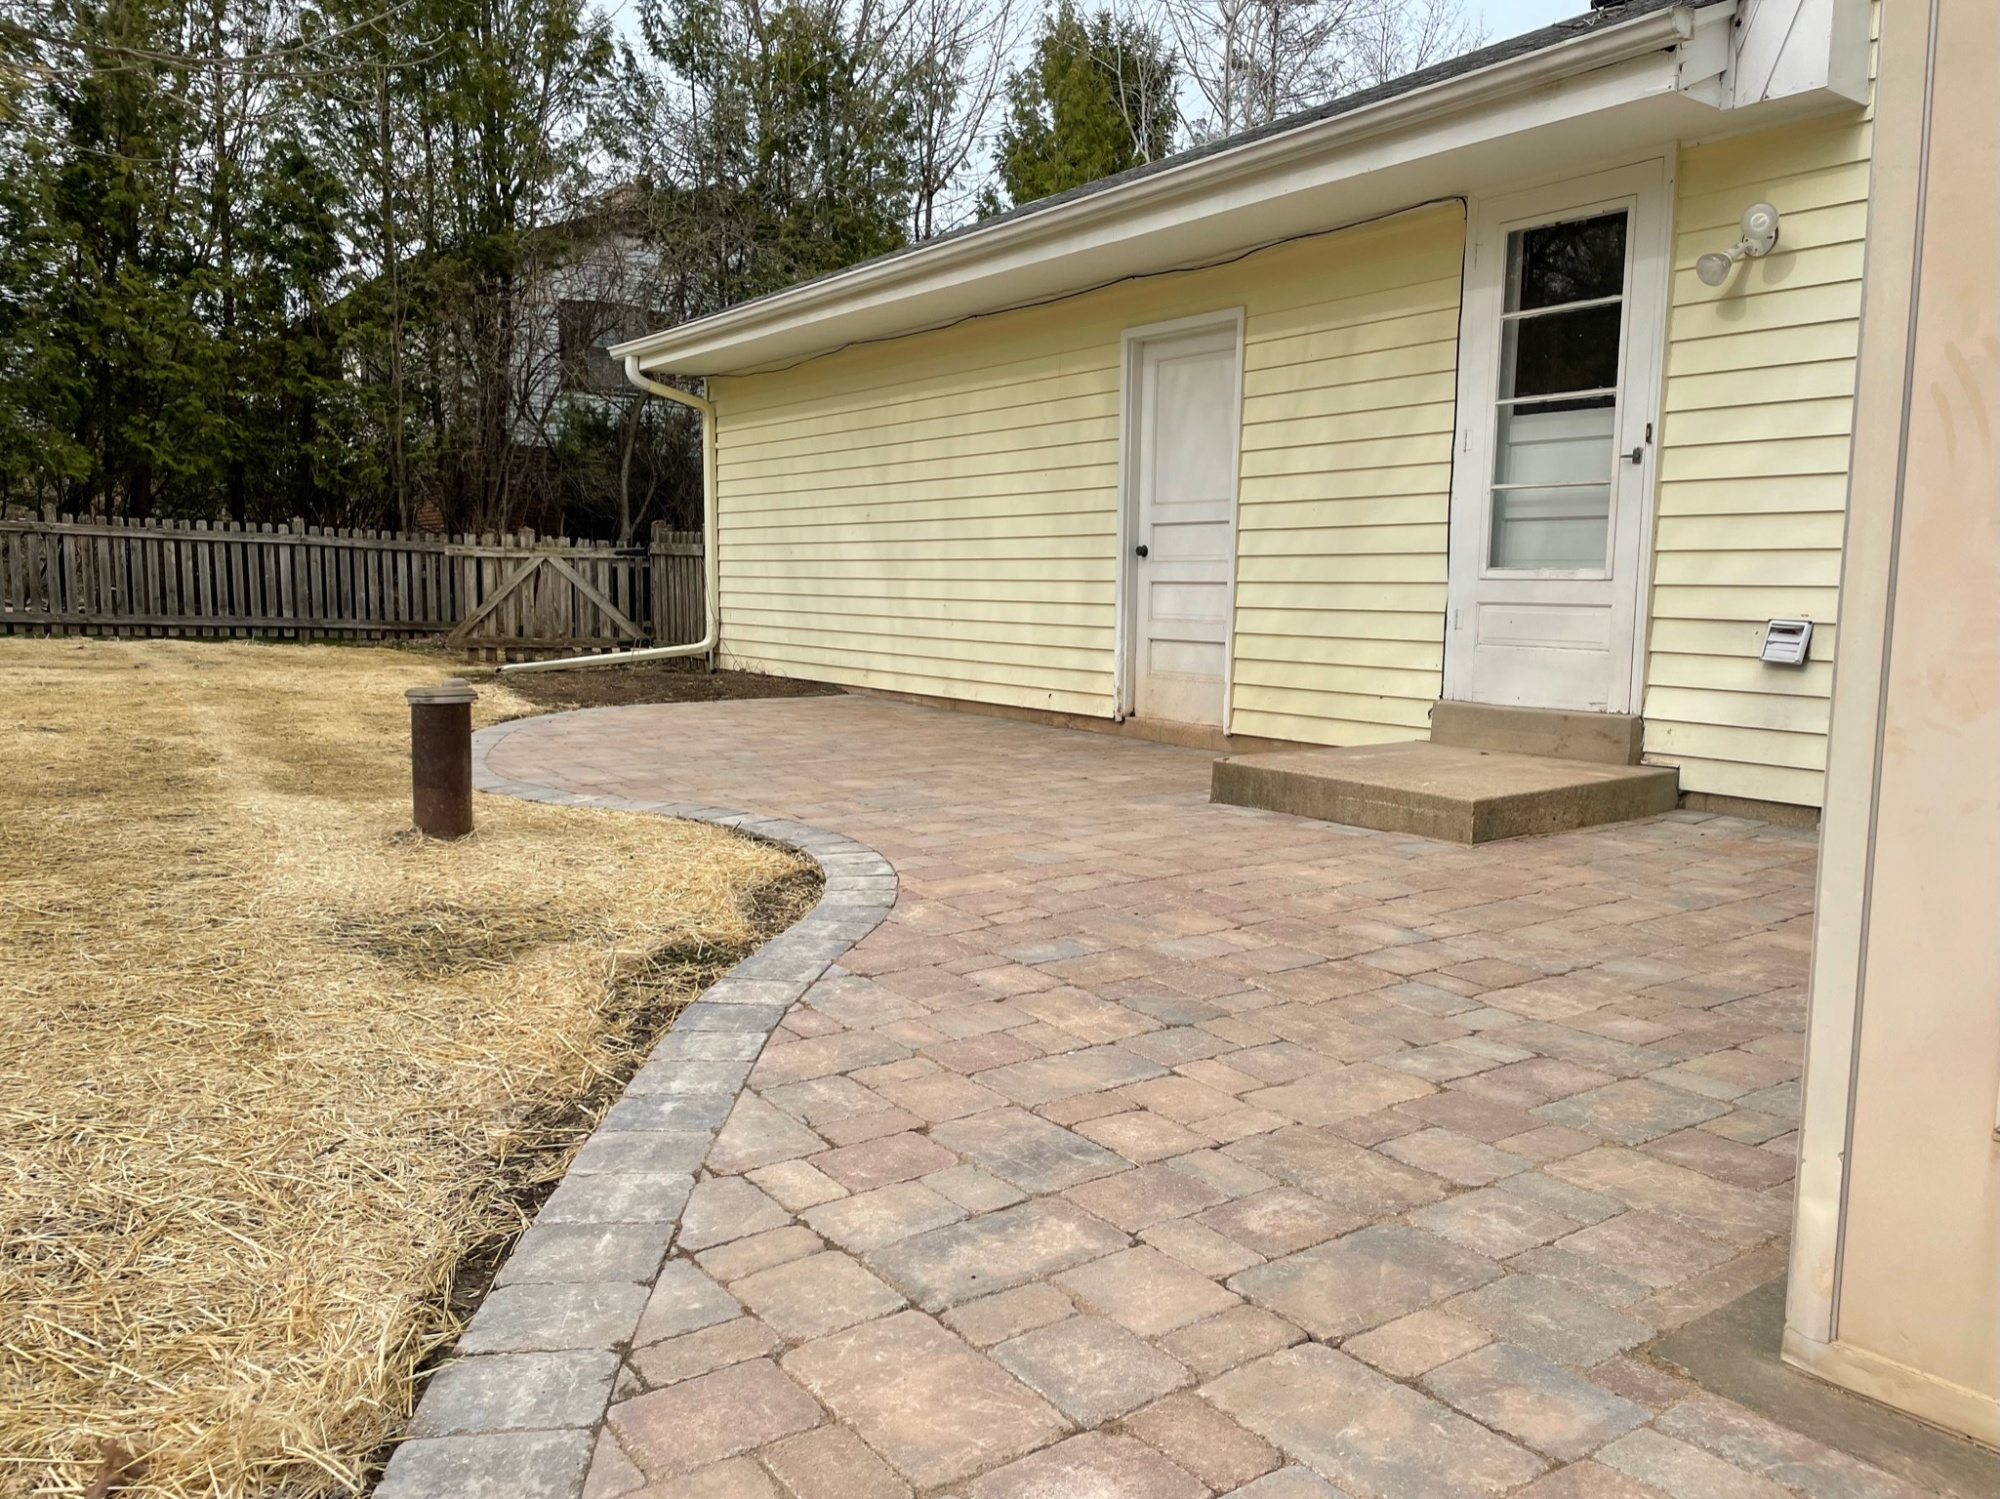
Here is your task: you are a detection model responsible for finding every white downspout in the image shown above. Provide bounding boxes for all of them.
[496,356,719,675]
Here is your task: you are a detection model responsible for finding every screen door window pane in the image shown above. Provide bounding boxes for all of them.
[1490,210,1628,571]
[1500,303,1623,398]
[1496,400,1615,486]
[1491,486,1613,568]
[1509,211,1627,309]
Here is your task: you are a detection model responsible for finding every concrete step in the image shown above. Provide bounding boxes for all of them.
[1430,701,1645,765]
[1211,741,1680,844]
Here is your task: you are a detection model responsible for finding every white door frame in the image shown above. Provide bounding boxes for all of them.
[1113,308,1247,725]
[1442,157,1674,714]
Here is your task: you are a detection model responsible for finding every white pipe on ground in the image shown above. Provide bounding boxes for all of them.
[496,357,719,675]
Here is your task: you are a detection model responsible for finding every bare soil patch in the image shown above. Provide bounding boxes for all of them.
[0,639,817,1498]
[494,657,841,714]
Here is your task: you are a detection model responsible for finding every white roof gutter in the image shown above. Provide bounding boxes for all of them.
[612,3,1716,376]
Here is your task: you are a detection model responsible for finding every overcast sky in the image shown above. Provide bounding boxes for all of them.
[602,0,1594,63]
[1474,0,1586,42]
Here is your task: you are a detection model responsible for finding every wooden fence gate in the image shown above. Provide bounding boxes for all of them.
[0,513,704,658]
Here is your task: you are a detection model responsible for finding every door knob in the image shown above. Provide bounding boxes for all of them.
[1134,544,1149,558]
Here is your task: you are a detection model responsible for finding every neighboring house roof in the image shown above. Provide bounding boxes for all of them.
[614,0,1859,377]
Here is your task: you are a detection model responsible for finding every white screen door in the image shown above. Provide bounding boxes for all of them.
[1128,322,1240,726]
[1444,163,1669,713]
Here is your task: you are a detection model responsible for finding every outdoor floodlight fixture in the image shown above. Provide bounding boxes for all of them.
[1697,202,1782,286]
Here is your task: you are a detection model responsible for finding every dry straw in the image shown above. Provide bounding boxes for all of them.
[0,639,816,1497]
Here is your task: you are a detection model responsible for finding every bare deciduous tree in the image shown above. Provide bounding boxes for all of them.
[1157,0,1478,141]
[899,0,1020,238]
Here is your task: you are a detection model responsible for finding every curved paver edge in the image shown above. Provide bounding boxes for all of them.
[376,708,898,1499]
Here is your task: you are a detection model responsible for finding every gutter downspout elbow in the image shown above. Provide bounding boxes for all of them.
[496,356,719,674]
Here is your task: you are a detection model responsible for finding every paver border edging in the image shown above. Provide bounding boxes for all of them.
[375,708,898,1499]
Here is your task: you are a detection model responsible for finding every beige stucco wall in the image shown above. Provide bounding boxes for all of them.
[1785,0,2000,1445]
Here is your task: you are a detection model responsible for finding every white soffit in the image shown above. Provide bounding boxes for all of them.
[615,0,1864,377]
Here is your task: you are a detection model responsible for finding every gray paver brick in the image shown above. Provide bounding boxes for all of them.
[1654,1395,1934,1499]
[869,1198,1129,1310]
[1230,1225,1500,1339]
[1407,1186,1579,1259]
[496,1225,673,1287]
[597,1089,739,1131]
[933,1107,1128,1192]
[1449,1274,1653,1368]
[568,1130,714,1176]
[408,1350,620,1436]
[460,1282,649,1354]
[376,1430,595,1499]
[537,1171,693,1226]
[1423,1342,1649,1460]
[1206,1342,1547,1499]
[980,1044,1167,1105]
[1534,1081,1729,1146]
[1596,1429,1794,1499]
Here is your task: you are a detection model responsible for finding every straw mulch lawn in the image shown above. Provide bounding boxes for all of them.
[0,639,818,1498]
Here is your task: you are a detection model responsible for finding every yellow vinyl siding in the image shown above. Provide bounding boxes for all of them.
[711,203,1465,734]
[711,317,1126,715]
[1643,109,1874,806]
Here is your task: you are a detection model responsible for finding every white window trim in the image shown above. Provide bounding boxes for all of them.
[1113,308,1247,727]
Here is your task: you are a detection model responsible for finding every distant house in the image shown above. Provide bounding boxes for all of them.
[614,0,1873,822]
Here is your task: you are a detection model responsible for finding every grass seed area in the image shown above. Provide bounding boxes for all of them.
[492,656,842,713]
[0,639,818,1498]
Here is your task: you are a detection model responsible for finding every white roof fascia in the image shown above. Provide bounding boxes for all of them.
[615,4,1729,376]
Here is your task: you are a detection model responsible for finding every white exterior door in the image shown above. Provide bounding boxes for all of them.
[1126,321,1241,726]
[1444,162,1670,713]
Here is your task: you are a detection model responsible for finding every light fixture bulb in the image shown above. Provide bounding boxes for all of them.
[1697,251,1738,287]
[1696,202,1781,288]
[1739,201,1780,257]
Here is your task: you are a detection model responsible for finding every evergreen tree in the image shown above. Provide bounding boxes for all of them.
[992,0,1175,209]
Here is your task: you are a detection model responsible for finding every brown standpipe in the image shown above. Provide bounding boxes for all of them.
[406,678,478,838]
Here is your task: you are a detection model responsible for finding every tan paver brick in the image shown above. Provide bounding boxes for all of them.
[1119,1391,1282,1490]
[479,700,1888,1499]
[810,1132,957,1192]
[730,1252,905,1340]
[759,1426,912,1499]
[941,1282,1077,1347]
[607,1359,821,1476]
[628,1317,782,1390]
[993,1314,1189,1424]
[784,1311,1065,1488]
[1057,1246,1239,1337]
[1341,1306,1491,1379]
[966,1433,1206,1499]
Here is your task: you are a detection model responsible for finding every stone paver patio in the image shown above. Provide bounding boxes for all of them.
[410,695,1952,1499]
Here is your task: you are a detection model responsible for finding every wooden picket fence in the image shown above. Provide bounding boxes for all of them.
[0,512,704,659]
